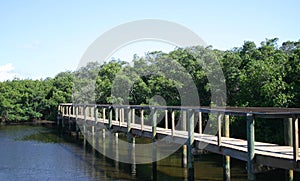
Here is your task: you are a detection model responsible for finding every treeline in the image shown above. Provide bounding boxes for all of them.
[0,38,299,143]
[0,72,74,122]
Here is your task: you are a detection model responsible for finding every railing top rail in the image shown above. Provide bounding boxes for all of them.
[59,103,300,118]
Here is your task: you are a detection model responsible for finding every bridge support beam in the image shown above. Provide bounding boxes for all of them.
[247,113,255,181]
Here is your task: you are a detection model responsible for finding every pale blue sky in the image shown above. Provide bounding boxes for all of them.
[0,0,299,81]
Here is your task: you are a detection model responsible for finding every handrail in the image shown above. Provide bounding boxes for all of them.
[58,103,300,118]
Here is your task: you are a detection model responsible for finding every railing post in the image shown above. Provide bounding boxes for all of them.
[61,105,65,128]
[152,107,157,138]
[83,105,87,135]
[108,106,113,129]
[165,109,168,129]
[57,105,60,126]
[187,109,195,181]
[217,112,222,147]
[182,110,187,131]
[223,115,230,181]
[172,110,175,137]
[115,107,119,126]
[102,108,105,123]
[126,107,131,136]
[247,113,255,181]
[75,105,79,139]
[141,109,144,132]
[131,108,135,124]
[68,105,71,131]
[292,116,299,163]
[198,112,202,134]
[94,106,98,123]
[152,107,157,181]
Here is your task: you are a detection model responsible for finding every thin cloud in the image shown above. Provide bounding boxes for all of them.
[17,40,41,49]
[0,63,20,81]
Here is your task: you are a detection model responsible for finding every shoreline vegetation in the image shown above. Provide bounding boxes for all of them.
[1,38,300,144]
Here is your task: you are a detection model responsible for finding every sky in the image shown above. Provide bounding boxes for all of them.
[0,0,299,81]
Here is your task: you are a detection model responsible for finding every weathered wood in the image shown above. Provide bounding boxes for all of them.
[284,117,293,181]
[247,113,255,181]
[165,110,168,129]
[75,106,79,139]
[94,106,98,123]
[152,108,157,139]
[115,108,119,122]
[292,116,299,162]
[223,115,230,181]
[172,110,175,137]
[152,108,157,181]
[59,104,300,177]
[141,110,144,132]
[182,145,187,168]
[121,108,125,123]
[108,107,113,129]
[103,108,106,123]
[187,109,194,181]
[127,107,131,134]
[198,112,202,134]
[217,113,222,147]
[182,110,187,131]
[132,109,135,124]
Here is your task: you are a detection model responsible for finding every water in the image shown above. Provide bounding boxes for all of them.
[0,125,293,180]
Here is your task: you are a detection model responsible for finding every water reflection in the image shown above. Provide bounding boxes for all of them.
[1,125,294,180]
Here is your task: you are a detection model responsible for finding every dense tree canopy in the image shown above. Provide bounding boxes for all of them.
[1,38,300,143]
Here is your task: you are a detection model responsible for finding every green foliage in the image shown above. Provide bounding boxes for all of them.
[1,38,300,145]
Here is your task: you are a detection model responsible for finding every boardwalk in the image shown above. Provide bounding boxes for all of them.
[58,103,300,181]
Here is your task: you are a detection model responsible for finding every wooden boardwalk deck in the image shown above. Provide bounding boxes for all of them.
[59,104,300,180]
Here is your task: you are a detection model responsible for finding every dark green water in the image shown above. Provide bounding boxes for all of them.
[0,125,293,180]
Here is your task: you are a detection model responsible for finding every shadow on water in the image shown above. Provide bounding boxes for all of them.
[0,125,299,180]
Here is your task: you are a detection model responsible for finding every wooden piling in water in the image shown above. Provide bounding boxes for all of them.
[83,105,87,136]
[284,117,293,181]
[292,116,299,163]
[75,105,79,139]
[182,145,187,168]
[187,109,194,181]
[247,113,255,181]
[108,106,113,129]
[152,107,157,181]
[182,110,188,168]
[223,115,230,181]
[126,107,132,143]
